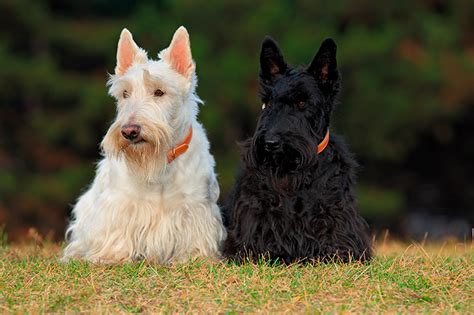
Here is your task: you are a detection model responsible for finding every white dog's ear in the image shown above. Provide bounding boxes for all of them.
[160,26,195,79]
[115,28,147,75]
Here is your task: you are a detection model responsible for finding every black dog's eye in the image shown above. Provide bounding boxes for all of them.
[123,90,129,99]
[262,101,272,110]
[154,89,165,97]
[297,101,305,109]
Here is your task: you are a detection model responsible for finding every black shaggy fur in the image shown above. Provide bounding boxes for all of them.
[223,37,372,263]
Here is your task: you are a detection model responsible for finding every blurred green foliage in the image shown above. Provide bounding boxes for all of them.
[0,0,473,240]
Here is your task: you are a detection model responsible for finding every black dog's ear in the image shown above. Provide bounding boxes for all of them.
[260,36,287,83]
[308,38,339,95]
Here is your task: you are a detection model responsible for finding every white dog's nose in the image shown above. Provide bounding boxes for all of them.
[121,124,141,141]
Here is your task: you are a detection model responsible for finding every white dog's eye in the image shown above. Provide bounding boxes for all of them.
[122,90,129,99]
[154,89,165,97]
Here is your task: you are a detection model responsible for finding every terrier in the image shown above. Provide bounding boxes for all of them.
[223,37,372,263]
[63,27,226,264]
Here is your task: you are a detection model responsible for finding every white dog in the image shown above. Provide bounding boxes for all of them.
[62,26,226,264]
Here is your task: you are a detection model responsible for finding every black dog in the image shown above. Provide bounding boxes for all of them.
[223,37,372,263]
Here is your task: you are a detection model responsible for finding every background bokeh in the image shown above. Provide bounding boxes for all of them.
[0,0,473,241]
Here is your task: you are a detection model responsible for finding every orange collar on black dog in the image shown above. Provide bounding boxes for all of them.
[317,130,330,154]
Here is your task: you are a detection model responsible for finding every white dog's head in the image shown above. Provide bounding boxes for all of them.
[102,26,201,181]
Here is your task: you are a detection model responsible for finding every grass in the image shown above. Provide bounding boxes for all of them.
[0,239,472,313]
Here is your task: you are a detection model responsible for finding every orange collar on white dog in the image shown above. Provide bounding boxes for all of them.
[167,126,193,163]
[317,130,330,154]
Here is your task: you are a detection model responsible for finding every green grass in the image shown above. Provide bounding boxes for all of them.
[0,241,472,313]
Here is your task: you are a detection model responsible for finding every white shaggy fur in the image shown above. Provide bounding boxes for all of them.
[62,26,226,264]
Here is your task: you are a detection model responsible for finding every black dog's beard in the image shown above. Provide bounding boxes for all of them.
[244,134,318,176]
[256,143,305,171]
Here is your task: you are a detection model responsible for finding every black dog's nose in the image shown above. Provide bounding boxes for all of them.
[121,124,141,141]
[264,138,281,151]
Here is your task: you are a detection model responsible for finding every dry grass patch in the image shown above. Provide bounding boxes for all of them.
[0,240,472,313]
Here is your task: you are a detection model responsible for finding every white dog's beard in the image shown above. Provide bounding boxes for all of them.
[102,123,172,182]
[122,142,165,180]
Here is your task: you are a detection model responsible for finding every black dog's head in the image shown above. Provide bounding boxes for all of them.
[245,37,340,172]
